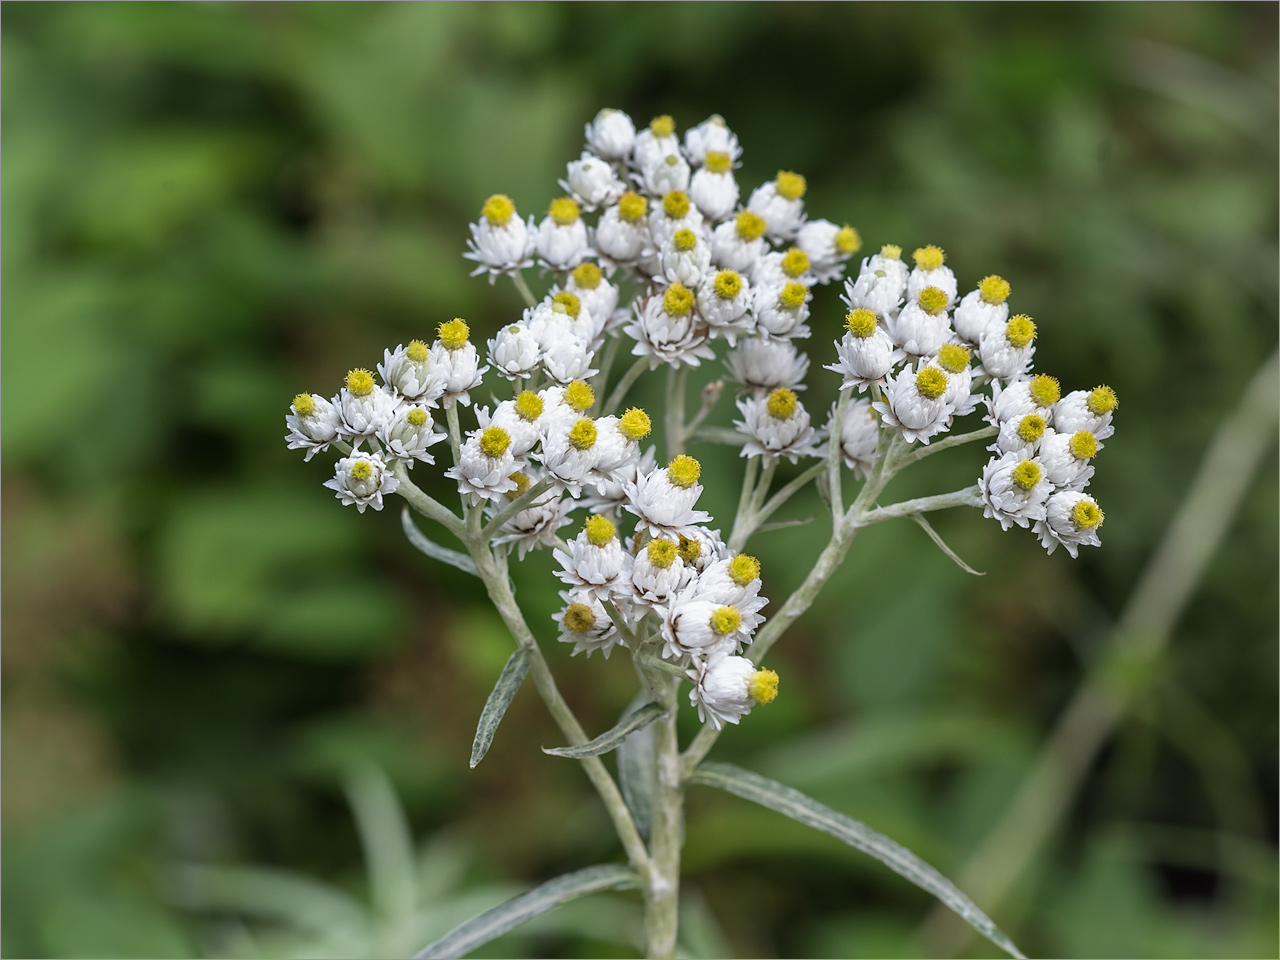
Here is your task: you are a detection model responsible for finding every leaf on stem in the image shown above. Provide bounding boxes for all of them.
[469,647,532,769]
[413,863,639,959]
[912,514,985,576]
[687,762,1025,959]
[543,701,664,758]
[755,515,816,535]
[402,507,478,576]
[617,696,656,840]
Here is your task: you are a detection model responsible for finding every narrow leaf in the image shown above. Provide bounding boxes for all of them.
[543,702,664,758]
[912,514,985,576]
[755,515,816,534]
[469,647,531,768]
[413,863,639,959]
[616,697,655,840]
[402,507,478,576]
[688,762,1024,959]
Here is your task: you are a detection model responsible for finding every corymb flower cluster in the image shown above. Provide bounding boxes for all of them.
[286,108,1117,732]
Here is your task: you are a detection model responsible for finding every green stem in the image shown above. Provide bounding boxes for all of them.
[855,486,982,527]
[644,671,683,959]
[827,386,853,517]
[603,356,651,416]
[753,461,826,529]
[727,456,760,551]
[480,477,554,539]
[511,271,537,308]
[890,424,997,470]
[391,465,466,538]
[665,366,688,460]
[591,333,623,411]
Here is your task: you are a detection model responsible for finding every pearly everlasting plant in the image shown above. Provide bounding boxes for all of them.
[286,109,1119,959]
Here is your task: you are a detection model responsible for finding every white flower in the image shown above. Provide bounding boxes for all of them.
[674,525,731,574]
[683,115,741,166]
[628,537,692,611]
[872,361,956,445]
[285,393,342,461]
[430,324,486,406]
[538,415,602,496]
[1038,429,1100,491]
[987,374,1061,427]
[477,395,544,457]
[324,449,399,513]
[752,248,816,290]
[624,283,715,370]
[725,337,810,395]
[693,554,767,615]
[554,590,621,659]
[928,343,980,415]
[906,245,958,307]
[379,341,447,404]
[641,152,691,197]
[464,194,534,280]
[623,454,712,537]
[819,397,879,477]
[633,115,682,173]
[747,171,807,240]
[542,336,598,384]
[844,246,908,319]
[735,388,819,464]
[584,108,637,161]
[688,651,778,729]
[823,308,899,389]
[583,445,657,514]
[536,197,592,271]
[491,474,574,560]
[662,590,757,662]
[538,381,596,437]
[554,515,633,601]
[697,269,753,341]
[445,425,523,505]
[710,212,769,274]
[337,371,400,438]
[890,287,953,358]
[565,263,620,338]
[978,452,1052,530]
[1053,386,1118,440]
[990,413,1051,460]
[953,275,1012,344]
[593,407,652,478]
[660,227,712,287]
[978,313,1037,381]
[562,152,625,210]
[1035,491,1104,558]
[796,219,861,284]
[648,190,704,246]
[595,193,651,265]
[752,281,811,340]
[688,166,740,221]
[487,323,542,381]
[378,403,447,465]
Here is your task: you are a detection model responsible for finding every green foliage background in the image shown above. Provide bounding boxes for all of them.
[3,3,1276,957]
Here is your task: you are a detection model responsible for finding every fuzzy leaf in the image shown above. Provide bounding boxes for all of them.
[469,647,531,769]
[402,507,478,576]
[687,761,1024,959]
[543,702,664,759]
[413,863,638,959]
[913,514,985,576]
[616,696,656,840]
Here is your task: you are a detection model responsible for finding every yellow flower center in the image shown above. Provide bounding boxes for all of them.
[835,225,862,256]
[936,343,971,374]
[1069,431,1098,460]
[846,308,877,339]
[551,290,581,318]
[704,150,732,174]
[775,170,806,201]
[1017,414,1046,443]
[647,538,677,569]
[677,534,702,564]
[667,454,701,488]
[438,319,470,349]
[912,244,945,272]
[345,369,376,397]
[480,426,511,458]
[978,274,1011,305]
[481,194,515,227]
[649,114,675,138]
[915,367,948,400]
[406,408,429,427]
[728,554,760,585]
[735,210,767,241]
[672,228,698,252]
[618,191,648,223]
[572,262,603,290]
[917,286,949,316]
[663,282,695,317]
[1072,499,1104,529]
[714,270,743,300]
[781,248,810,278]
[406,339,430,363]
[584,514,616,546]
[349,460,374,482]
[1087,385,1118,415]
[880,244,902,260]
[568,417,598,450]
[1005,315,1036,349]
[662,190,691,219]
[618,407,652,441]
[709,606,742,635]
[514,390,544,421]
[549,196,581,226]
[563,603,596,634]
[766,387,798,420]
[565,380,595,412]
[778,282,808,310]
[505,471,532,499]
[748,668,779,704]
[292,393,316,417]
[1012,459,1043,490]
[1029,373,1060,407]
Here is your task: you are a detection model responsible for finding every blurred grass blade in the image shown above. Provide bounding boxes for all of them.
[413,864,639,959]
[469,647,531,768]
[402,507,478,576]
[688,761,1025,959]
[169,863,368,936]
[543,702,663,758]
[617,695,656,840]
[344,764,417,927]
[912,514,985,576]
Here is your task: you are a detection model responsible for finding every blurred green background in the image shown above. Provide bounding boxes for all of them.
[3,3,1277,957]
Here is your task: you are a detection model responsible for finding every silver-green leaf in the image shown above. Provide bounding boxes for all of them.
[402,507,478,576]
[687,761,1025,959]
[469,647,531,769]
[616,695,656,840]
[543,702,664,759]
[413,863,639,959]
